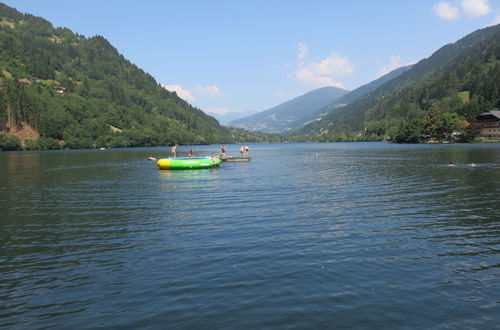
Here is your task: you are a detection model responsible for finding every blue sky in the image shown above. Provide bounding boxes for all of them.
[3,0,499,119]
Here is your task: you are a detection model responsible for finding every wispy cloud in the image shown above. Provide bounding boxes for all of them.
[433,2,460,20]
[375,55,415,79]
[206,107,230,115]
[193,85,221,97]
[161,84,195,101]
[461,0,491,17]
[296,42,309,59]
[162,84,222,101]
[488,14,500,26]
[290,45,353,88]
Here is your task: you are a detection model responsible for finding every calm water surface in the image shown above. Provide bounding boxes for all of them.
[1,142,500,329]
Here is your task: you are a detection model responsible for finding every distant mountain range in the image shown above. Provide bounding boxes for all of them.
[229,86,349,133]
[229,65,413,135]
[206,110,258,125]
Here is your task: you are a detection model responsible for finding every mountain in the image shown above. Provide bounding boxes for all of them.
[297,24,500,142]
[229,66,411,135]
[0,3,282,150]
[228,86,348,133]
[295,65,413,132]
[206,110,258,125]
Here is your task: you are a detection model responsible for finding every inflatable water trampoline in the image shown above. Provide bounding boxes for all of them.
[157,157,221,170]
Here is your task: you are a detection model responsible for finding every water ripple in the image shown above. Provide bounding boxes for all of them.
[1,143,500,328]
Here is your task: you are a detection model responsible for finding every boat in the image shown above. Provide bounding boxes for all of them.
[220,155,251,162]
[157,157,221,170]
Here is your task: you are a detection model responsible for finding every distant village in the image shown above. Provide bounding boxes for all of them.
[0,76,67,94]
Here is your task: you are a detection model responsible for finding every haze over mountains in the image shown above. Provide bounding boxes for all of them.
[229,86,348,133]
[206,109,258,126]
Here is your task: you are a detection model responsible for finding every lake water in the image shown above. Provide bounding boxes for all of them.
[1,142,500,329]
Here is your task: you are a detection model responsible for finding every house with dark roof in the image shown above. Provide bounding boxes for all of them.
[472,110,500,140]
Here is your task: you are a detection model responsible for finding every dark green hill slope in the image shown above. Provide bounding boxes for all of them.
[0,3,279,150]
[298,24,500,142]
[228,86,348,133]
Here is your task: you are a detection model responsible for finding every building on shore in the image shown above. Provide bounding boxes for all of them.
[471,110,500,140]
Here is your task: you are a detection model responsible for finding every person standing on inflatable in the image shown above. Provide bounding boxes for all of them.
[171,144,178,158]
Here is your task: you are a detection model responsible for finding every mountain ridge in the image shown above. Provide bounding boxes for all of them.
[291,65,413,134]
[229,86,348,133]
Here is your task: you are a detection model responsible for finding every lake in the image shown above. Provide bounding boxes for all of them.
[1,142,500,329]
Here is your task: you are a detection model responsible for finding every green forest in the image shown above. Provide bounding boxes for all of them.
[0,3,283,151]
[297,24,500,143]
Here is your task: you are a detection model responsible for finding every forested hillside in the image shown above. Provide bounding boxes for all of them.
[0,3,282,150]
[297,24,500,143]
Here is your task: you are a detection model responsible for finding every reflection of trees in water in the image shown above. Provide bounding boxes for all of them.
[1,152,43,213]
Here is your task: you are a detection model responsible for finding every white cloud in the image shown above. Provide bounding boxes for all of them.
[292,51,353,88]
[433,2,460,20]
[375,55,415,79]
[488,15,500,26]
[193,85,221,97]
[433,0,492,20]
[461,0,491,17]
[161,84,195,101]
[296,42,309,59]
[294,67,345,88]
[206,107,230,115]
